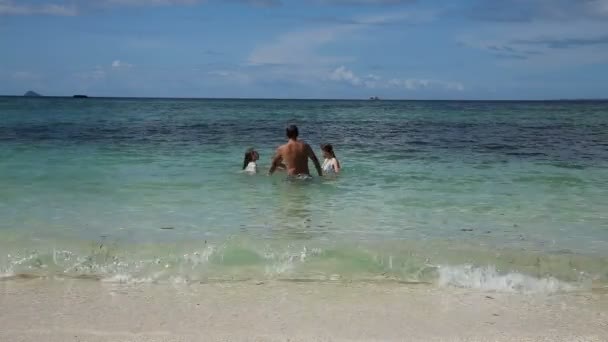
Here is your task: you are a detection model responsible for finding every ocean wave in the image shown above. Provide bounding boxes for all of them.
[437,264,578,293]
[1,243,597,293]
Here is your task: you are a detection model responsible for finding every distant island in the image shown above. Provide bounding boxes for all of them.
[73,95,89,98]
[24,91,42,97]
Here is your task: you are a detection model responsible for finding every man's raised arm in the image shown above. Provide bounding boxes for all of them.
[307,144,323,177]
[268,148,282,175]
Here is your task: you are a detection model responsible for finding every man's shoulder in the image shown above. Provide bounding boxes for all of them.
[282,140,311,151]
[297,140,311,147]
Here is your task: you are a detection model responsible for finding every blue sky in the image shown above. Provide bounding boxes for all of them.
[1,0,607,99]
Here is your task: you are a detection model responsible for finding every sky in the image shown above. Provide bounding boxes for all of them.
[1,0,607,99]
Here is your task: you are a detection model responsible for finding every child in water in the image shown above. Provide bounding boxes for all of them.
[242,148,259,173]
[320,144,341,174]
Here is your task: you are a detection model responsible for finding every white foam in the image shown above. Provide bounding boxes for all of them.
[0,271,15,279]
[263,246,314,277]
[102,274,156,284]
[169,276,188,284]
[182,246,215,267]
[437,264,576,294]
[265,255,296,276]
[1,252,43,277]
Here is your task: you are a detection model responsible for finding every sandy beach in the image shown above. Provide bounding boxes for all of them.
[1,279,606,342]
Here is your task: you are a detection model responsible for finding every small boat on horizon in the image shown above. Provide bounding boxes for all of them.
[369,96,380,101]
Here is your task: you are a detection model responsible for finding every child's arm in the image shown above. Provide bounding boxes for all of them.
[333,159,340,174]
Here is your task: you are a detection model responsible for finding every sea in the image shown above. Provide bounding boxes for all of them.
[1,97,607,293]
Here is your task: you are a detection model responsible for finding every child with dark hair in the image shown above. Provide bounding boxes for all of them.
[242,148,259,173]
[320,144,341,174]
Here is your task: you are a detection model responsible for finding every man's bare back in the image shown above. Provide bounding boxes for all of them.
[269,125,322,177]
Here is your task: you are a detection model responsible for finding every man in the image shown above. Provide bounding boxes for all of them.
[269,125,323,177]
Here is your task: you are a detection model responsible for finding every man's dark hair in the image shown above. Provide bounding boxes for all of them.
[286,125,299,139]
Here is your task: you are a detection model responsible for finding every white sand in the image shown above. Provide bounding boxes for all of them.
[1,279,607,341]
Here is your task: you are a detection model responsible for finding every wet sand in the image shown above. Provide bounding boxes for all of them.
[1,279,607,341]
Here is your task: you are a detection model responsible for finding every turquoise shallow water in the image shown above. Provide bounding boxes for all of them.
[1,97,607,292]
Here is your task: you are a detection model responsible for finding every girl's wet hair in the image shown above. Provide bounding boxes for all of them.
[243,148,256,170]
[321,144,336,158]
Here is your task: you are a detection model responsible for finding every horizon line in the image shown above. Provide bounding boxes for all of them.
[2,95,608,102]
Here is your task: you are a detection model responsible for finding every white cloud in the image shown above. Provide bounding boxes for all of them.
[388,78,465,91]
[236,11,451,93]
[42,4,77,16]
[100,0,201,6]
[0,0,278,15]
[328,66,362,86]
[470,0,608,22]
[111,60,133,69]
[0,0,425,16]
[104,0,415,7]
[587,0,608,17]
[248,11,435,67]
[329,66,382,88]
[366,73,380,81]
[248,26,353,67]
[458,19,608,68]
[0,1,77,16]
[353,10,436,25]
[459,1,608,70]
[318,0,415,4]
[329,66,464,91]
[98,0,283,8]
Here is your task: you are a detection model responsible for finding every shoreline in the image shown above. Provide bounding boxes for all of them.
[1,279,607,341]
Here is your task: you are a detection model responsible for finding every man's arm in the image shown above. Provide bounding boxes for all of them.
[268,148,282,175]
[307,144,323,177]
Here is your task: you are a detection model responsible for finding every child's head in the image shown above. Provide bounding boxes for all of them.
[242,148,259,169]
[320,144,336,159]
